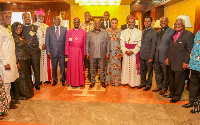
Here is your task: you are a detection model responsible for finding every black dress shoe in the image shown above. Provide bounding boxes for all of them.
[52,81,57,86]
[182,102,194,108]
[143,87,151,91]
[45,81,51,84]
[35,86,40,90]
[138,85,145,89]
[90,83,95,88]
[170,99,179,103]
[62,81,66,86]
[9,103,18,109]
[163,94,173,98]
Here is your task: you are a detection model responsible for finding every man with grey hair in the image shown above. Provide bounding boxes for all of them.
[22,12,41,90]
[165,18,194,103]
[0,12,19,109]
[45,16,67,86]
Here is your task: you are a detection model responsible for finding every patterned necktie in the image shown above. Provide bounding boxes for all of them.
[56,26,59,40]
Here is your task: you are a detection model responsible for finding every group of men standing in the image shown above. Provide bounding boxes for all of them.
[0,9,199,109]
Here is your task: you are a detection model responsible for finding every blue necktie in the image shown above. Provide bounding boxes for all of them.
[56,26,59,40]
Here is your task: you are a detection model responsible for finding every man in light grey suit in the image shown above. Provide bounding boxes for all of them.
[153,17,175,95]
[86,19,110,88]
[45,16,67,86]
[138,16,158,91]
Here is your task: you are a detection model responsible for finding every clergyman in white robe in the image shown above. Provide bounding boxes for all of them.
[120,28,142,87]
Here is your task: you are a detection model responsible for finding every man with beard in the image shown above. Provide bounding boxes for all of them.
[34,8,51,84]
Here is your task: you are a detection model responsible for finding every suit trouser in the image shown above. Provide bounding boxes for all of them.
[84,58,91,77]
[30,50,41,86]
[10,79,19,101]
[90,58,105,84]
[140,58,153,87]
[51,55,66,82]
[154,61,169,91]
[168,67,186,100]
[189,69,200,102]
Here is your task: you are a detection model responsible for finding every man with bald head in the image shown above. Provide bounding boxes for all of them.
[100,11,111,29]
[46,16,67,86]
[153,17,175,95]
[22,12,41,90]
[65,17,87,87]
[165,18,194,103]
[0,12,19,108]
[86,19,110,88]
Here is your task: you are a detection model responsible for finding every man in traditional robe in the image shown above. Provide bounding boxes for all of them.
[22,13,41,90]
[0,12,19,109]
[120,17,142,87]
[46,16,67,86]
[65,17,87,87]
[34,8,51,84]
[138,16,158,91]
[100,11,111,29]
[153,17,175,95]
[86,19,110,88]
[80,12,94,81]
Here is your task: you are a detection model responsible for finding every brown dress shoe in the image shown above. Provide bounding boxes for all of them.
[101,82,106,88]
[90,83,95,88]
[159,90,166,95]
[152,88,161,92]
[9,103,18,109]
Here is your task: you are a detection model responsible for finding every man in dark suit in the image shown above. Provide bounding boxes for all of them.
[100,11,111,29]
[22,13,41,90]
[46,16,67,86]
[153,17,175,95]
[121,15,132,30]
[138,16,158,91]
[165,18,194,103]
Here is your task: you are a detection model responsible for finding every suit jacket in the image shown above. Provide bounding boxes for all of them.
[23,24,40,55]
[100,20,111,29]
[140,28,158,60]
[86,29,110,58]
[45,25,67,57]
[168,30,194,71]
[155,27,175,63]
[121,24,128,30]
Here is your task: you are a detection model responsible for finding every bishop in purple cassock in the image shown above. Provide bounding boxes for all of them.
[65,17,87,87]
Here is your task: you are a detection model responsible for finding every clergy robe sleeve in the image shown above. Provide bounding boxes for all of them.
[132,31,142,55]
[86,31,90,55]
[83,30,87,56]
[65,30,70,56]
[120,31,128,53]
[45,27,50,54]
[184,32,195,64]
[0,34,8,66]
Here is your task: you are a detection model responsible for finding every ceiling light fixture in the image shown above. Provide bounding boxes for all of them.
[75,0,121,6]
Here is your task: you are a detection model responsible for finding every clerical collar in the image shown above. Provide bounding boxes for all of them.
[24,24,31,26]
[74,28,79,30]
[176,30,184,34]
[145,27,152,30]
[161,26,168,31]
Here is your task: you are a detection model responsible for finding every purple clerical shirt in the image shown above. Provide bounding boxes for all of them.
[173,30,183,44]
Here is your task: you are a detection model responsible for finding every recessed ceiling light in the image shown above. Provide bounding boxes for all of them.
[7,1,10,3]
[137,0,140,2]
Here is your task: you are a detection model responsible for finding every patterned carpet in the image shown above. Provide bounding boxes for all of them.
[0,69,200,125]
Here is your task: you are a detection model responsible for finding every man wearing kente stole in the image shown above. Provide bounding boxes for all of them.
[120,17,142,87]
